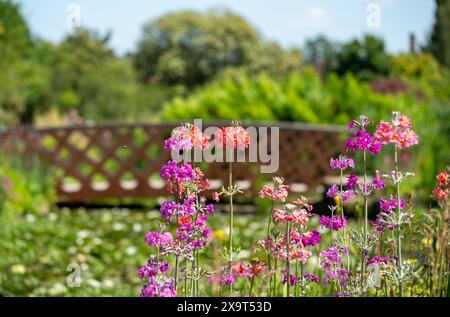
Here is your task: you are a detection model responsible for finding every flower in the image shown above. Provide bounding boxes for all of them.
[367,255,396,267]
[259,176,289,202]
[214,124,250,150]
[301,230,321,247]
[145,232,174,248]
[374,112,419,149]
[437,171,449,187]
[212,191,220,202]
[330,155,355,170]
[432,187,449,202]
[164,124,210,151]
[373,121,395,144]
[219,271,236,286]
[139,259,176,297]
[282,274,296,286]
[160,201,179,220]
[303,273,319,283]
[345,173,359,189]
[379,196,405,213]
[319,215,347,231]
[273,204,312,225]
[340,190,355,202]
[247,260,268,277]
[345,129,382,155]
[326,184,338,198]
[319,246,349,286]
[373,170,385,190]
[232,262,248,278]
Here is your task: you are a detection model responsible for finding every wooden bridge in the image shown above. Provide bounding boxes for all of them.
[0,122,346,203]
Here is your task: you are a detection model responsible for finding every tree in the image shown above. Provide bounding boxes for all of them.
[426,0,450,68]
[334,34,392,81]
[133,9,260,86]
[133,8,302,86]
[304,35,339,76]
[0,0,31,61]
[51,29,142,121]
[0,1,51,125]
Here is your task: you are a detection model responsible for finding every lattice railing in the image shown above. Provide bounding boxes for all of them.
[0,122,346,203]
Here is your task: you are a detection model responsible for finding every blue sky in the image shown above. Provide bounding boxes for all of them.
[19,0,435,55]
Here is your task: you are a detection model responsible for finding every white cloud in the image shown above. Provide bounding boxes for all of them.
[289,6,331,32]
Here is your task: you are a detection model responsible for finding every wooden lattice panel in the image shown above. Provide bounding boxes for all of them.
[0,122,346,203]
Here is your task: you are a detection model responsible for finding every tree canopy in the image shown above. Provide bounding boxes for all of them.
[132,9,302,86]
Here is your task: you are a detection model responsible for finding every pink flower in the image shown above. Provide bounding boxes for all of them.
[259,177,289,202]
[374,112,419,149]
[398,114,412,129]
[211,191,220,202]
[214,125,251,150]
[232,263,249,278]
[164,124,210,151]
[432,187,449,202]
[437,171,449,187]
[374,121,395,144]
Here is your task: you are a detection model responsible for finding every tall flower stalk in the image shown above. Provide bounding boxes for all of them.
[345,115,382,292]
[214,121,250,294]
[140,123,214,297]
[374,112,419,296]
[259,176,289,296]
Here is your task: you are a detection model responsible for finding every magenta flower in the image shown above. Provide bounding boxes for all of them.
[319,215,347,231]
[330,155,355,170]
[345,173,359,189]
[373,170,385,190]
[301,230,321,247]
[326,184,338,198]
[303,273,320,284]
[319,246,349,286]
[145,232,174,248]
[341,189,355,202]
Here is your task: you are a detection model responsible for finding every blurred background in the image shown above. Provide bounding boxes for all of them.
[0,0,449,296]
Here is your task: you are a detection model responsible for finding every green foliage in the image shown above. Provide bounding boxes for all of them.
[0,157,56,217]
[133,9,302,86]
[304,35,340,74]
[0,0,31,61]
[392,53,443,83]
[426,0,450,68]
[0,2,51,125]
[333,34,392,81]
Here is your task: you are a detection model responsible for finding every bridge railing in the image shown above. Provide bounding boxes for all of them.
[0,122,346,203]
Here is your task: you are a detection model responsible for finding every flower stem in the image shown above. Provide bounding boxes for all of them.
[340,169,350,271]
[285,221,291,297]
[295,261,299,297]
[249,276,255,297]
[394,144,403,297]
[266,200,274,297]
[361,149,368,294]
[228,162,234,294]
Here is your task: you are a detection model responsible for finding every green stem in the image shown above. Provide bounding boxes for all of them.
[228,162,234,294]
[361,150,368,294]
[295,261,299,297]
[267,200,274,297]
[394,144,403,297]
[340,169,350,270]
[248,276,255,297]
[285,222,290,297]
